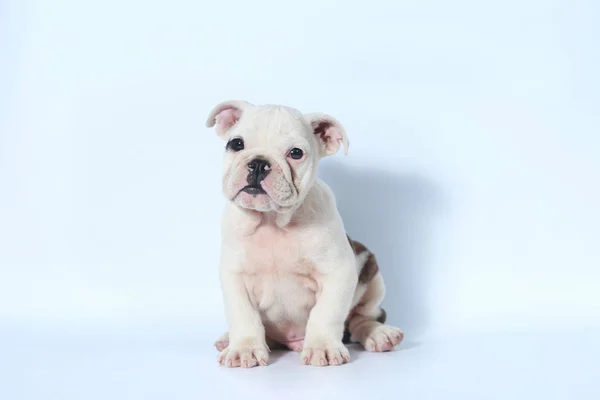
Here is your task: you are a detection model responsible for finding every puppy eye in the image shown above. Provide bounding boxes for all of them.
[227,138,244,152]
[289,148,304,160]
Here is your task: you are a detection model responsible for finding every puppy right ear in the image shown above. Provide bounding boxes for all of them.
[205,100,252,138]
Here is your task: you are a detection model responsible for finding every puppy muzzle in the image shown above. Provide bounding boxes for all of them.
[242,158,271,195]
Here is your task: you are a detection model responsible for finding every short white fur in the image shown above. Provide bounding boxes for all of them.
[206,100,403,367]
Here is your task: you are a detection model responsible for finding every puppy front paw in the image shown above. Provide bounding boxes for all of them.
[217,338,269,368]
[300,338,350,366]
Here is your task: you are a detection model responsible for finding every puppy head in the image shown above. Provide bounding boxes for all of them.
[206,100,349,212]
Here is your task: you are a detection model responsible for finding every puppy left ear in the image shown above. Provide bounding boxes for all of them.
[205,100,253,138]
[304,113,349,156]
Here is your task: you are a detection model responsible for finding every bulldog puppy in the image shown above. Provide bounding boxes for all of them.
[206,100,403,368]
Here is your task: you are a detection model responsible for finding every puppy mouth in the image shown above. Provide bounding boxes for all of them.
[240,185,267,196]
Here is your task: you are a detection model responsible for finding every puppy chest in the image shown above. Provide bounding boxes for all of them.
[240,226,319,316]
[244,273,316,344]
[241,225,309,273]
[242,273,318,314]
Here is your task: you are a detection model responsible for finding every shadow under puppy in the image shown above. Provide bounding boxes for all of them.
[206,100,403,367]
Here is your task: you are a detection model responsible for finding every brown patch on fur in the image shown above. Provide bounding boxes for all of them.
[313,121,332,142]
[346,235,379,284]
[341,236,383,343]
[359,252,379,283]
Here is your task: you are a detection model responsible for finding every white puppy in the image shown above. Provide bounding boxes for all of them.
[206,100,403,367]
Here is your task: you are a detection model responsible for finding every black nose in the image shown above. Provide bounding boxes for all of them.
[247,158,271,184]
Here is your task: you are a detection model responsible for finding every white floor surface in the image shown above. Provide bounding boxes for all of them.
[2,322,598,400]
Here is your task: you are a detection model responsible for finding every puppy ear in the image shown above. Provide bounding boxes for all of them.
[304,113,349,156]
[205,100,253,138]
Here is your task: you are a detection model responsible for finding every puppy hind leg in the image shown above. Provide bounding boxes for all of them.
[347,273,403,352]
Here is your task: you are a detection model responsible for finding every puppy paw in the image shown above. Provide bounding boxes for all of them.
[361,324,403,352]
[214,332,229,352]
[218,338,269,368]
[300,339,350,366]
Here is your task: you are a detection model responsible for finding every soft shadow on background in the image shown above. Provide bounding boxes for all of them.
[319,160,445,338]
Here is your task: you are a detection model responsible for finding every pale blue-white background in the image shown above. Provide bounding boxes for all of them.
[1,0,599,398]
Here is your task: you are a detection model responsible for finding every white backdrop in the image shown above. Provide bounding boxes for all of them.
[2,0,599,345]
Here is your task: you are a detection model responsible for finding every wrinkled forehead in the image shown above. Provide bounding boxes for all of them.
[234,106,312,147]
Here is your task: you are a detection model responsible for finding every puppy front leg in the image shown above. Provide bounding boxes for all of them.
[218,268,269,368]
[301,262,357,366]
